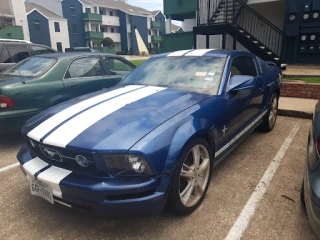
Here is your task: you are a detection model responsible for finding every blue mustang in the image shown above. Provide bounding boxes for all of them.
[17,49,281,216]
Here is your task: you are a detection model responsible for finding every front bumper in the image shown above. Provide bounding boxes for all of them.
[17,145,171,217]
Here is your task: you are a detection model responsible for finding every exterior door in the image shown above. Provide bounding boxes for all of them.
[215,56,261,147]
[63,57,120,99]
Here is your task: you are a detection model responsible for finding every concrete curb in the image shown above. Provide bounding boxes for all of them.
[278,109,313,120]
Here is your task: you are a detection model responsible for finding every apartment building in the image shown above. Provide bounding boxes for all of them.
[62,0,165,54]
[25,2,70,51]
[0,0,30,41]
[164,0,320,65]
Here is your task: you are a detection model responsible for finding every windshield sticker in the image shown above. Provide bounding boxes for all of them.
[205,77,214,81]
[195,72,207,77]
[208,72,216,76]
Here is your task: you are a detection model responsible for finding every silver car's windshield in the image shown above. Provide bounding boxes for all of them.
[121,56,226,95]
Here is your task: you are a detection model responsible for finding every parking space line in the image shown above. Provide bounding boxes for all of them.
[224,122,301,240]
[0,163,20,173]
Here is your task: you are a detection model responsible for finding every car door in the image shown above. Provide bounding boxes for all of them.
[215,56,261,143]
[63,56,120,99]
[103,56,135,76]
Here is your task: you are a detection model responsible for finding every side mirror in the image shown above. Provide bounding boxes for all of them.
[228,75,255,92]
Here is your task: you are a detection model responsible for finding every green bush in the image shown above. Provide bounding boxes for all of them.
[135,51,140,56]
[101,37,115,47]
[116,51,126,55]
[141,51,146,56]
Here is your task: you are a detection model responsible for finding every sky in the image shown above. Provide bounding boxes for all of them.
[128,0,181,26]
[128,0,163,12]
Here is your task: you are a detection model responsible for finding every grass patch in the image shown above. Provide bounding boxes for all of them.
[283,75,320,84]
[130,60,146,67]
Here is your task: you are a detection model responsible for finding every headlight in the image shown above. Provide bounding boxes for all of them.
[104,155,153,177]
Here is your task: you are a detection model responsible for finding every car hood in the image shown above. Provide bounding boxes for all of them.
[24,85,210,152]
[0,75,32,87]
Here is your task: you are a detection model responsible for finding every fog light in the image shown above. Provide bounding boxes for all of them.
[128,156,146,173]
[289,15,295,21]
[75,155,89,167]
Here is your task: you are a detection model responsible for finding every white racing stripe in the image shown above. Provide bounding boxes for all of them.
[27,85,143,142]
[37,166,72,198]
[43,86,166,148]
[185,49,214,56]
[224,122,301,240]
[23,157,49,177]
[167,50,193,57]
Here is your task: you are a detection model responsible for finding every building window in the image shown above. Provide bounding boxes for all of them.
[72,24,78,34]
[111,28,115,33]
[33,20,40,32]
[56,42,63,52]
[70,5,76,16]
[85,8,91,13]
[109,11,113,16]
[149,30,151,35]
[54,22,60,32]
[100,27,105,32]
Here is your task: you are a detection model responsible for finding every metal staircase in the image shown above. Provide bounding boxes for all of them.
[197,0,287,66]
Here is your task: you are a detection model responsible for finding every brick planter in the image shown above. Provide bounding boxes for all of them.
[281,81,320,99]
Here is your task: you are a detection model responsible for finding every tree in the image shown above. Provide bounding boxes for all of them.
[0,15,12,30]
[101,37,115,47]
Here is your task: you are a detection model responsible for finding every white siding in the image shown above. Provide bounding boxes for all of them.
[103,32,121,42]
[102,15,120,26]
[196,35,222,49]
[10,0,30,41]
[182,18,196,32]
[49,19,70,51]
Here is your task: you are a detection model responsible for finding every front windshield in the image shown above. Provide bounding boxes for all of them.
[121,56,226,95]
[2,57,57,77]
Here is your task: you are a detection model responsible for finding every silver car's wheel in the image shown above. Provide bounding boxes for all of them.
[179,144,211,208]
[269,95,278,128]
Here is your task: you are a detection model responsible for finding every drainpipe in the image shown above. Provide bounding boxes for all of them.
[166,15,172,34]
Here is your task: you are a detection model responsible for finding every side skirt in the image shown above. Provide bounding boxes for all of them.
[213,118,264,169]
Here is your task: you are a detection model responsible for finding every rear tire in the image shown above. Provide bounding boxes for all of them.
[259,93,278,132]
[168,138,213,215]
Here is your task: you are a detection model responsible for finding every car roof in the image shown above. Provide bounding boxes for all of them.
[154,49,254,58]
[36,52,119,59]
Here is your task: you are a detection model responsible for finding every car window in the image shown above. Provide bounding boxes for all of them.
[6,45,30,63]
[65,57,104,79]
[256,57,270,74]
[2,57,56,77]
[31,45,56,55]
[0,47,13,63]
[104,57,134,72]
[230,56,257,77]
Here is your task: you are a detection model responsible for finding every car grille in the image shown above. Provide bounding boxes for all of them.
[27,138,98,175]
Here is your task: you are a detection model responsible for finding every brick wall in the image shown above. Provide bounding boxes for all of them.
[281,81,320,99]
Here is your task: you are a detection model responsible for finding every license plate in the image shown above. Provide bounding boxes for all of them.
[30,179,54,204]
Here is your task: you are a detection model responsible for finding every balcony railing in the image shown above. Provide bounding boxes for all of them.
[83,13,102,23]
[152,35,162,42]
[151,21,161,29]
[85,31,103,40]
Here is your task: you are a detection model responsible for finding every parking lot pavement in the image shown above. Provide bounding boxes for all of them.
[0,117,317,240]
[0,134,23,169]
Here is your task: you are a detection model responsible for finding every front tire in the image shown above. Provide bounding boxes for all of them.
[260,93,278,132]
[168,138,213,215]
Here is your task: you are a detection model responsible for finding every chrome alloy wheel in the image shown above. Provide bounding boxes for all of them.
[179,144,211,207]
[269,96,278,128]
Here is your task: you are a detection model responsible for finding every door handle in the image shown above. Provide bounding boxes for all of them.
[70,84,79,88]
